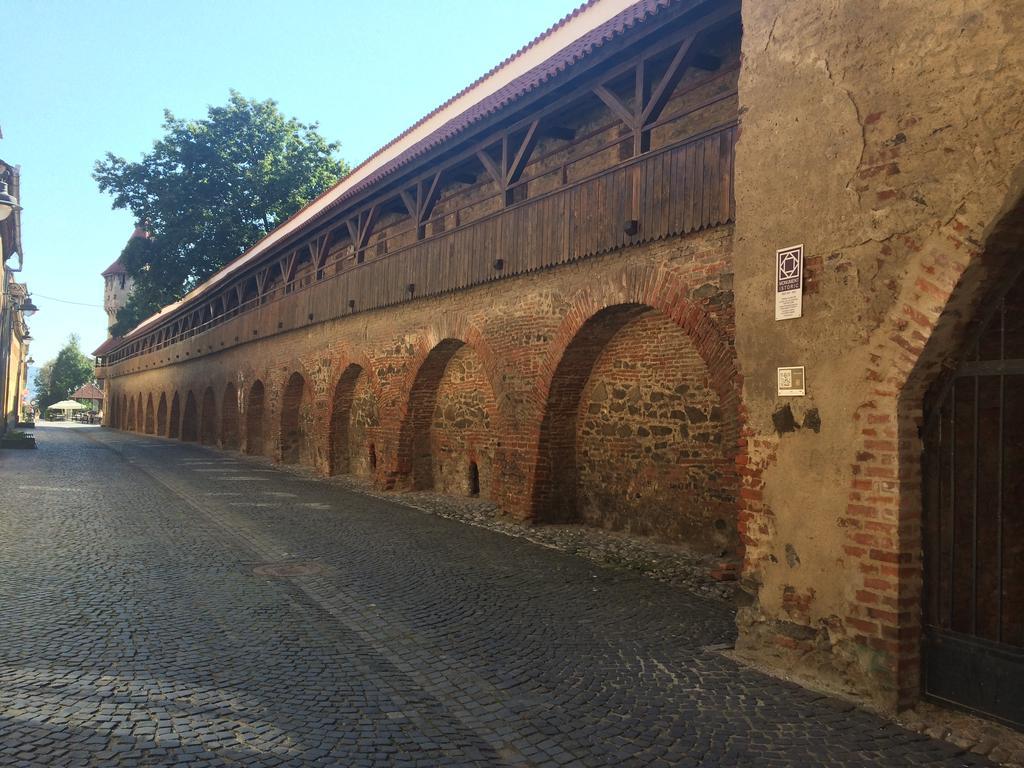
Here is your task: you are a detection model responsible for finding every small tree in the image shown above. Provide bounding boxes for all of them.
[95,91,348,334]
[32,359,54,411]
[35,335,94,410]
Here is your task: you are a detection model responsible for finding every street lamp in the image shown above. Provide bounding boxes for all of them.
[0,170,20,222]
[20,297,37,316]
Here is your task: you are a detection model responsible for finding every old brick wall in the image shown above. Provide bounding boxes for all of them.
[104,226,740,556]
[347,370,381,477]
[429,345,498,498]
[734,0,1024,711]
[576,310,735,550]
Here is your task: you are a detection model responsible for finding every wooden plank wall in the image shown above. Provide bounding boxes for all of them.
[104,124,736,372]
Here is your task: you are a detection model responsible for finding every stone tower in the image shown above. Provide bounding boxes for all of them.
[101,226,145,336]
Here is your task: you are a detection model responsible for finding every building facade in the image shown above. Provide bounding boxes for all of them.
[94,0,1024,726]
[0,158,30,432]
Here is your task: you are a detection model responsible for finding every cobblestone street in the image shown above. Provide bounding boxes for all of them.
[0,424,991,767]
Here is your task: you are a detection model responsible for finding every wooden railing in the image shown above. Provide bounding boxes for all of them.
[99,121,736,371]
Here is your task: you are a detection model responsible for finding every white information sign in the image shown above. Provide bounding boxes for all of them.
[777,366,806,397]
[774,244,804,321]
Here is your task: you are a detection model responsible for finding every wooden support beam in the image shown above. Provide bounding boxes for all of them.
[347,204,381,260]
[344,218,360,248]
[506,120,540,185]
[358,204,380,250]
[255,268,269,296]
[404,172,444,238]
[640,37,695,125]
[593,84,635,128]
[399,190,418,218]
[312,234,330,270]
[475,150,503,186]
[280,249,299,284]
[418,172,442,225]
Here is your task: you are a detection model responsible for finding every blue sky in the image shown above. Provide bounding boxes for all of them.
[4,0,581,364]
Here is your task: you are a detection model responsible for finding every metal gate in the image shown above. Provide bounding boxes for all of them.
[922,264,1024,728]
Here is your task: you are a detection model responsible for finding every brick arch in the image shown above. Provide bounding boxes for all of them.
[168,392,181,439]
[181,391,199,442]
[530,301,740,550]
[279,371,312,465]
[881,189,1024,707]
[393,337,501,495]
[328,362,381,476]
[534,265,741,438]
[144,393,155,435]
[135,395,144,432]
[200,386,217,445]
[221,382,240,450]
[404,315,509,418]
[245,379,265,455]
[127,395,136,431]
[156,392,168,436]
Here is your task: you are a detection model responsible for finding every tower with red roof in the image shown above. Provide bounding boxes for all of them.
[101,226,145,336]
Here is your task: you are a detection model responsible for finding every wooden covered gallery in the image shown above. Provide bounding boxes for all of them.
[96,0,1024,726]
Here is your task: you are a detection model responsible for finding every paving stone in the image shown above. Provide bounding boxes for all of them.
[0,424,1002,767]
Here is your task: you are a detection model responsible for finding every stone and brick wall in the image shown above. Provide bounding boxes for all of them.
[574,310,735,550]
[104,226,740,558]
[733,0,1024,711]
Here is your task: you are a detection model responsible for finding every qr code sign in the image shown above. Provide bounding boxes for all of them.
[777,366,805,396]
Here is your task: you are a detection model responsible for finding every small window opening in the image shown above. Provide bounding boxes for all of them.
[368,443,377,470]
[468,461,480,497]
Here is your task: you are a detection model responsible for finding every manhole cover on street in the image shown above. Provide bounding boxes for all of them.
[252,562,324,577]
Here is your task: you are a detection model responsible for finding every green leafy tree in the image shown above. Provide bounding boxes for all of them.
[95,91,348,334]
[34,335,94,411]
[32,359,54,412]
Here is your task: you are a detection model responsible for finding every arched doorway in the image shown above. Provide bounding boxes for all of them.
[329,364,380,475]
[280,372,310,465]
[127,395,136,431]
[168,392,181,439]
[246,380,265,455]
[181,391,199,442]
[533,304,738,551]
[156,393,168,436]
[398,339,498,495]
[144,394,155,434]
[222,382,240,450]
[200,387,217,445]
[135,396,143,433]
[921,265,1024,727]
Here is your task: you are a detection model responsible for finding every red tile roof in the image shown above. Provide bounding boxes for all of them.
[70,383,105,400]
[118,0,682,343]
[91,336,120,356]
[101,226,150,277]
[101,258,126,277]
[323,0,674,210]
